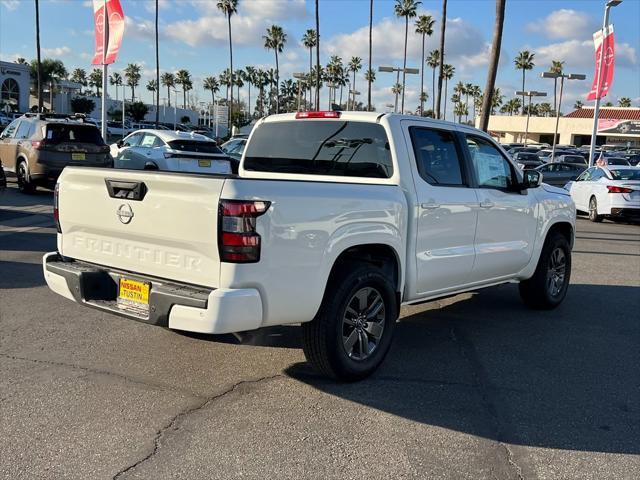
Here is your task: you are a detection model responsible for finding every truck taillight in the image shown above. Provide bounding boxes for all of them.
[53,183,61,233]
[607,186,633,193]
[218,200,270,263]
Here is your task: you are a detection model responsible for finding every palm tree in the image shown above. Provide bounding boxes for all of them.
[442,64,454,120]
[426,50,440,115]
[348,57,362,110]
[244,66,256,117]
[146,79,158,104]
[549,60,564,113]
[435,0,447,119]
[154,0,160,126]
[263,25,287,114]
[538,102,552,117]
[219,69,232,104]
[302,29,317,110]
[603,101,614,107]
[175,69,192,108]
[470,84,482,120]
[573,100,584,109]
[255,69,268,116]
[395,0,421,113]
[419,92,428,116]
[391,83,403,110]
[109,72,123,102]
[480,0,506,131]
[454,101,467,123]
[234,69,244,116]
[160,72,175,106]
[35,0,43,112]
[514,50,535,113]
[203,76,219,107]
[415,14,435,116]
[367,0,373,111]
[490,87,503,114]
[124,63,141,102]
[217,0,238,129]
[88,69,102,96]
[15,57,28,65]
[70,68,88,93]
[618,97,631,107]
[463,82,473,122]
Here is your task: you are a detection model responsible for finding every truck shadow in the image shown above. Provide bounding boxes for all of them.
[281,283,640,455]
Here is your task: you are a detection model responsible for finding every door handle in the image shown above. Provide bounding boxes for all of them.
[421,202,440,210]
[480,200,494,209]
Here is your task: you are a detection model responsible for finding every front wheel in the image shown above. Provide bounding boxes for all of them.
[302,263,398,381]
[519,232,571,310]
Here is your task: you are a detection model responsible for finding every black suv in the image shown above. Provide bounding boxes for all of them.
[0,113,111,193]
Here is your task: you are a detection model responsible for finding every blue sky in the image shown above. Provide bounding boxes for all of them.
[1,0,639,116]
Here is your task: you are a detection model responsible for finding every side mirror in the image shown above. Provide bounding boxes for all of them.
[522,169,542,189]
[116,139,124,148]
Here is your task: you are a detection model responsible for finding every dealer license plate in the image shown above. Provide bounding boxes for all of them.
[72,153,86,161]
[117,278,150,316]
[198,159,211,167]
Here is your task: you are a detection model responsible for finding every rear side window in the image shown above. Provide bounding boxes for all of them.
[244,121,393,179]
[168,140,222,154]
[410,127,465,186]
[46,124,104,145]
[1,119,20,138]
[15,121,34,139]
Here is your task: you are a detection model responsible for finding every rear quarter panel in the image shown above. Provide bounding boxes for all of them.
[220,179,407,326]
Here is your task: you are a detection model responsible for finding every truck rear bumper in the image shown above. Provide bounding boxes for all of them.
[42,252,263,334]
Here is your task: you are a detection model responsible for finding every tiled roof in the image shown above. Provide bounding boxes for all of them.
[565,108,640,120]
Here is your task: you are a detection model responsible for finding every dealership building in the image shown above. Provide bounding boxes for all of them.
[0,60,30,113]
[482,107,640,148]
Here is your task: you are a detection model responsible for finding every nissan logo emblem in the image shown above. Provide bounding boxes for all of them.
[117,204,134,224]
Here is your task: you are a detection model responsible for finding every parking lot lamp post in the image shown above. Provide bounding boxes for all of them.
[516,90,546,145]
[589,0,622,166]
[172,89,180,130]
[542,72,586,161]
[379,66,419,113]
[293,73,306,112]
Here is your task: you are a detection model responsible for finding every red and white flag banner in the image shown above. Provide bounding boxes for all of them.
[587,25,615,101]
[91,0,125,65]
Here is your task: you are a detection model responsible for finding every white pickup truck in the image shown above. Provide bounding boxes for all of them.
[44,112,575,380]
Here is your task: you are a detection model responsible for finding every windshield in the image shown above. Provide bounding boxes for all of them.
[46,124,104,145]
[168,140,223,154]
[609,169,640,180]
[244,120,393,178]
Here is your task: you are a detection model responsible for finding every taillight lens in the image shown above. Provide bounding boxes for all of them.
[218,200,270,263]
[31,140,46,150]
[53,183,61,233]
[607,186,634,193]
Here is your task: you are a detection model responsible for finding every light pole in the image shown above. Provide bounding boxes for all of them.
[379,66,419,113]
[541,72,586,161]
[515,90,546,145]
[293,72,306,112]
[172,89,181,130]
[589,0,622,166]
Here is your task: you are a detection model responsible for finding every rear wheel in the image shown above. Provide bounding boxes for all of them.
[519,232,571,309]
[302,263,397,381]
[16,161,36,194]
[588,196,603,223]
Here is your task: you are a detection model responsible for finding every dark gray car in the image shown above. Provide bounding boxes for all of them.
[536,162,586,187]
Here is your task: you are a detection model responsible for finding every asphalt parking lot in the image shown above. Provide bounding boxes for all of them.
[1,183,639,480]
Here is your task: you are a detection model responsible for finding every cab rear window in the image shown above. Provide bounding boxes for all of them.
[244,121,393,178]
[46,124,104,145]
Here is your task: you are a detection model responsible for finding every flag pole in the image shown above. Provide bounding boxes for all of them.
[100,0,108,142]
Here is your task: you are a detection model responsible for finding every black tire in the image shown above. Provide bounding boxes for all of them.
[519,232,571,310]
[301,263,398,381]
[588,196,603,223]
[16,161,36,194]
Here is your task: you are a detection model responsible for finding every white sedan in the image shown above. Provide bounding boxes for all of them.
[111,129,231,174]
[568,166,640,222]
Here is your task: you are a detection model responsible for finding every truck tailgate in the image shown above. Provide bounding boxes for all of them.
[57,167,226,288]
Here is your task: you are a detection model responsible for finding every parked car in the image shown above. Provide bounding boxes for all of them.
[555,154,588,166]
[45,111,575,380]
[568,166,640,222]
[598,157,631,167]
[513,152,544,170]
[0,113,111,193]
[535,162,586,187]
[220,137,247,163]
[0,113,12,128]
[111,129,232,174]
[622,153,640,166]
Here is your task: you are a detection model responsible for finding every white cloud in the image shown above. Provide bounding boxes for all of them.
[1,0,20,11]
[124,16,157,40]
[533,39,637,71]
[42,46,72,57]
[526,9,597,40]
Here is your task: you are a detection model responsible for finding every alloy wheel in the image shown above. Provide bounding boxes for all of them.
[342,287,386,361]
[547,247,567,298]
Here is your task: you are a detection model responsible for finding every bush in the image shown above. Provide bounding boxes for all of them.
[70,96,96,115]
[180,115,191,124]
[126,101,149,122]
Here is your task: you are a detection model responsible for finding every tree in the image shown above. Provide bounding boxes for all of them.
[110,72,123,102]
[244,67,256,117]
[415,14,435,116]
[367,0,373,111]
[160,72,175,107]
[442,64,454,120]
[515,50,535,112]
[203,76,219,107]
[263,24,287,114]
[426,50,440,115]
[394,0,421,113]
[234,69,244,115]
[503,97,521,115]
[538,102,552,117]
[124,63,141,102]
[550,60,565,113]
[573,100,584,109]
[217,0,238,129]
[126,101,149,122]
[490,87,503,115]
[391,83,403,106]
[480,0,506,131]
[302,29,317,110]
[70,68,88,90]
[175,69,192,108]
[29,58,67,86]
[618,97,631,107]
[146,79,158,100]
[88,69,102,96]
[435,0,447,119]
[255,69,269,116]
[454,101,467,123]
[469,84,482,121]
[15,57,28,65]
[603,101,614,107]
[348,57,362,110]
[70,96,95,115]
